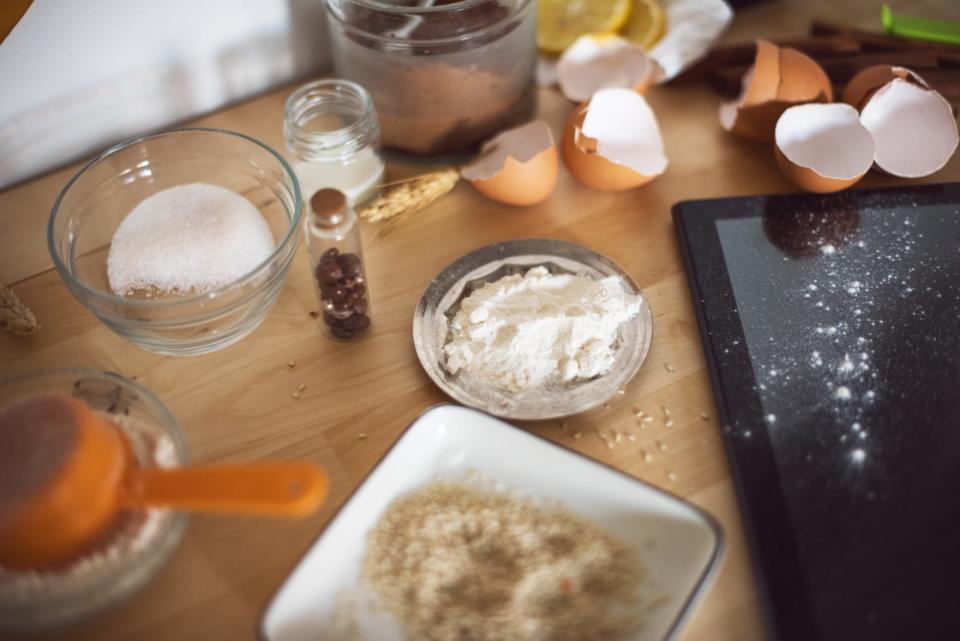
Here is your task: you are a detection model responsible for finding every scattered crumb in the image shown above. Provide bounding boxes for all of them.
[661,405,671,418]
[358,433,368,440]
[642,451,653,463]
[309,311,319,319]
[643,416,653,424]
[664,419,674,428]
[297,383,306,392]
[656,440,667,452]
[292,392,301,400]
[667,471,678,482]
[573,432,583,440]
[700,412,709,421]
[664,363,675,373]
[287,360,296,368]
[617,388,626,395]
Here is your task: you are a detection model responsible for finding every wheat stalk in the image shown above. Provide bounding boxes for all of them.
[1,282,39,336]
[360,168,460,224]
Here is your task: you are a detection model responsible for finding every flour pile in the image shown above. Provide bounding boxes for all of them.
[443,267,642,392]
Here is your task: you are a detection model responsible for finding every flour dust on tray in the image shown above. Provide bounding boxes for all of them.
[107,183,274,296]
[443,267,642,393]
[363,481,646,641]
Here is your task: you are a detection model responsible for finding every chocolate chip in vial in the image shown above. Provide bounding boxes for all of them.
[337,253,363,278]
[342,313,370,332]
[304,189,372,342]
[316,260,343,286]
[347,288,366,304]
[323,285,348,302]
[333,298,354,314]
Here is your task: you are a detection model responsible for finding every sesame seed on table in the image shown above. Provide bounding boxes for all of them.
[1,1,959,639]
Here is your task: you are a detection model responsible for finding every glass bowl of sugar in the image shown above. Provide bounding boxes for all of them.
[48,128,302,355]
[0,369,189,630]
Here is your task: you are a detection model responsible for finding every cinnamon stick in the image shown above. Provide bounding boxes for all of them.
[710,50,945,96]
[674,36,862,83]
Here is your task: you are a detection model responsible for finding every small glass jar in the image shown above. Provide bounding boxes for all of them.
[324,0,537,156]
[304,189,372,340]
[283,79,385,205]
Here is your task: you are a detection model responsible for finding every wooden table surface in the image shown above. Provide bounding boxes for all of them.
[3,1,959,639]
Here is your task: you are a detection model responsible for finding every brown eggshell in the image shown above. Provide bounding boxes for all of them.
[461,121,559,206]
[774,103,874,193]
[720,40,833,143]
[774,147,862,193]
[841,65,927,110]
[561,94,666,192]
[468,147,559,206]
[742,39,780,105]
[775,47,834,103]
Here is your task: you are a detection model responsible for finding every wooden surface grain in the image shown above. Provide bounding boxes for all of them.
[2,1,959,639]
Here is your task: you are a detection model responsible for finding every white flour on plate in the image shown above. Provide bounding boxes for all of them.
[443,267,642,393]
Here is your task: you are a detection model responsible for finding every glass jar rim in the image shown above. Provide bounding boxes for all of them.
[324,0,533,46]
[283,79,379,157]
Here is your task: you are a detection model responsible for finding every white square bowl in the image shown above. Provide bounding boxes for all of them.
[261,405,723,641]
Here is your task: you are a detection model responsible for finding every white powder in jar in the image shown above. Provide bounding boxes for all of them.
[443,267,642,393]
[106,182,275,296]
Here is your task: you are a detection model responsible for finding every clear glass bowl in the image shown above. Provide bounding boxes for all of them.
[0,369,189,631]
[48,128,302,356]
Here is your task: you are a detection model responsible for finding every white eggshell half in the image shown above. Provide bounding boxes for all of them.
[776,103,875,180]
[580,88,668,177]
[460,121,555,181]
[859,78,959,178]
[557,36,655,102]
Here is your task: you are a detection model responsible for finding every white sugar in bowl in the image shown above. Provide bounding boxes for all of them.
[48,128,302,355]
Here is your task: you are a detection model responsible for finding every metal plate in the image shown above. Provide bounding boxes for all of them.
[413,238,653,420]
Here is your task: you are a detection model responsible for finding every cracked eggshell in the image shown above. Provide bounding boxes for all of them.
[557,35,658,102]
[719,39,833,143]
[461,121,558,206]
[841,65,926,110]
[857,77,959,179]
[774,103,875,193]
[562,88,668,191]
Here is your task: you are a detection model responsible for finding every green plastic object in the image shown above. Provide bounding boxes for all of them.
[881,4,960,46]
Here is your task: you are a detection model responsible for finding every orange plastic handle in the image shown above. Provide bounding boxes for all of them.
[120,462,328,518]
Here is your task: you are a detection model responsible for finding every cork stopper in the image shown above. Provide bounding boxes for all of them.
[310,189,347,225]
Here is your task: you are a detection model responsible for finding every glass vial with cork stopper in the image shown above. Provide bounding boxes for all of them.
[305,188,371,340]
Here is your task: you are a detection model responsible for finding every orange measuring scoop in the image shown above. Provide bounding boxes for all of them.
[0,394,328,570]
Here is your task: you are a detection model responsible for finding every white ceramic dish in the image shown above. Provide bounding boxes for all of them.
[260,405,723,641]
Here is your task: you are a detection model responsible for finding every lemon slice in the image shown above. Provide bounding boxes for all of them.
[621,0,666,51]
[538,0,632,54]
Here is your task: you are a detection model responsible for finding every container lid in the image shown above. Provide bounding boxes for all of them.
[310,189,349,226]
